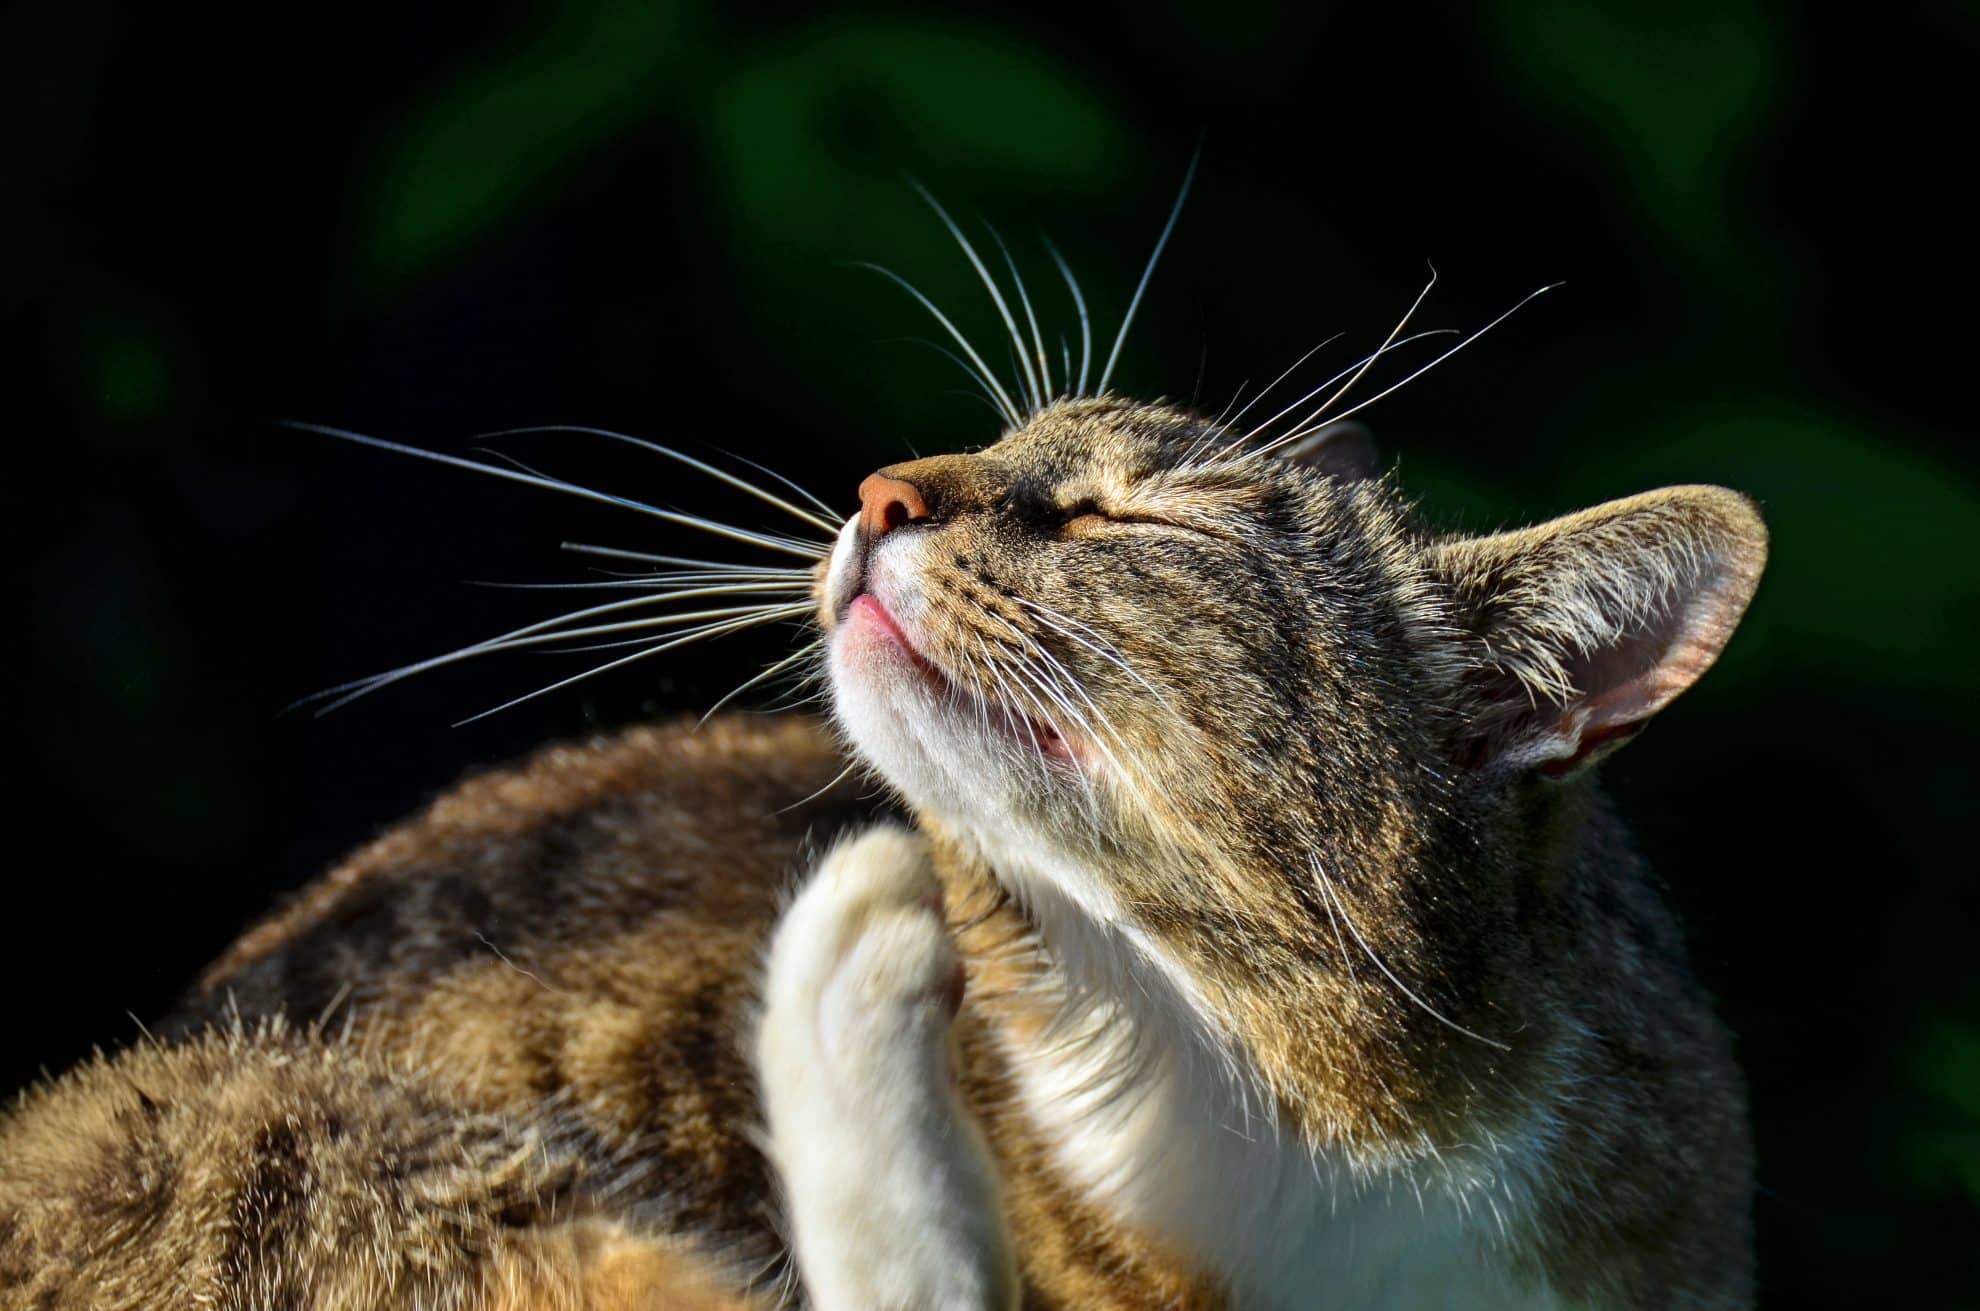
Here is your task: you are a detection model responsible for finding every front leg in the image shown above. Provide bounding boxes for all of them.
[754,825,1017,1311]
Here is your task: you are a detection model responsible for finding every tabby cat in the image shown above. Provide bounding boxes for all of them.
[1,205,1766,1309]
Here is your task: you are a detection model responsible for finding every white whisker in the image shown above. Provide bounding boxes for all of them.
[1197,328,1459,466]
[1097,148,1200,395]
[912,184,1042,414]
[1044,237,1093,397]
[453,607,807,725]
[468,575,808,592]
[558,542,813,574]
[1258,282,1563,453]
[482,425,843,535]
[286,423,829,560]
[1014,598,1172,709]
[847,262,1024,427]
[725,451,842,522]
[1235,265,1441,459]
[1223,333,1344,434]
[773,757,864,815]
[912,337,1028,422]
[699,638,825,724]
[305,598,806,713]
[1310,856,1511,1052]
[988,223,1055,402]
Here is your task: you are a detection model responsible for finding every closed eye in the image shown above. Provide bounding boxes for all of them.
[1059,499,1184,536]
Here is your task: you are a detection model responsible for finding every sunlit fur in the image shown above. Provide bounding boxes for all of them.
[0,390,1765,1304]
[0,1022,761,1311]
[820,396,1765,1307]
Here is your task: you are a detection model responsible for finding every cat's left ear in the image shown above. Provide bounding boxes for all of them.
[1280,422,1382,481]
[1428,485,1768,776]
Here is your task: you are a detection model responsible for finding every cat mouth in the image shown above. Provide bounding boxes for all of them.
[842,593,1078,766]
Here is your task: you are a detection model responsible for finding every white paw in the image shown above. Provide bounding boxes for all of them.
[755,824,1015,1311]
[759,825,961,1096]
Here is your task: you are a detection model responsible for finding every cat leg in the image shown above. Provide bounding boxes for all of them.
[755,825,1017,1311]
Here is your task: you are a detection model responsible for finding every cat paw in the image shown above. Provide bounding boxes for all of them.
[757,824,962,1100]
[754,825,1015,1311]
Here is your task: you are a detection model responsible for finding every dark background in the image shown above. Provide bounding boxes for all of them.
[11,2,1977,1304]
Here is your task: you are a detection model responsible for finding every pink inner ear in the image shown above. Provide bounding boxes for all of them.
[1554,564,1752,767]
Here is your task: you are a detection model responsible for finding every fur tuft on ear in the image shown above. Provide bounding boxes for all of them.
[1429,485,1767,775]
[1280,421,1382,481]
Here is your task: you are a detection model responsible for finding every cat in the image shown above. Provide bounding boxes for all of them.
[1,213,1767,1308]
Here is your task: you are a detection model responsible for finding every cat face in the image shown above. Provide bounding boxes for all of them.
[817,398,1432,871]
[816,395,1765,1007]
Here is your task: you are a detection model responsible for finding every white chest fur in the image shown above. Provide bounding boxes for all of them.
[988,847,1574,1311]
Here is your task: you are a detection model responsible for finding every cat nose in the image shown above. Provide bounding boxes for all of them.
[858,473,932,540]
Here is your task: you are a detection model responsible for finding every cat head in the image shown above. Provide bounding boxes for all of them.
[816,396,1765,1111]
[820,396,1764,856]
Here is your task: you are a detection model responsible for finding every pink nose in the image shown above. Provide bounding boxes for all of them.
[858,473,931,539]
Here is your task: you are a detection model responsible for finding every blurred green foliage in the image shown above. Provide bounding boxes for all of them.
[15,1,1977,1305]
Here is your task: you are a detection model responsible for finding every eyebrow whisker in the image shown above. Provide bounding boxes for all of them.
[913,183,1043,415]
[1197,328,1459,466]
[846,262,1024,428]
[1097,147,1200,396]
[988,222,1056,403]
[1261,282,1563,454]
[1044,237,1094,398]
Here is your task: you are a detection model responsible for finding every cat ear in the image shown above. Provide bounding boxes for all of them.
[1428,485,1767,776]
[1280,422,1381,481]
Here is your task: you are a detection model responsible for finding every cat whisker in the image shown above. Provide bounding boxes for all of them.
[725,450,843,524]
[908,337,1028,423]
[467,445,560,483]
[1006,642,1133,783]
[990,616,1126,756]
[911,183,1042,414]
[1260,264,1441,446]
[479,426,843,536]
[294,588,737,711]
[1043,237,1093,397]
[972,637,1050,767]
[1012,598,1173,710]
[517,607,811,656]
[1196,328,1459,466]
[1309,856,1511,1052]
[846,262,1023,428]
[558,543,815,575]
[305,599,806,714]
[698,638,826,725]
[1259,282,1562,452]
[772,756,864,816]
[987,222,1056,403]
[1219,333,1345,437]
[467,575,810,592]
[1097,147,1200,396]
[1209,378,1252,432]
[453,606,810,726]
[286,423,829,561]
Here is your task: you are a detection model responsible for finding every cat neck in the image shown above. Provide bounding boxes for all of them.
[936,822,1568,1311]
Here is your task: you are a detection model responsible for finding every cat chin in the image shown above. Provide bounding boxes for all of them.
[828,623,1022,820]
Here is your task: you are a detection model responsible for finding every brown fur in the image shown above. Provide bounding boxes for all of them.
[3,396,1764,1308]
[817,399,1760,1305]
[2,717,1210,1307]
